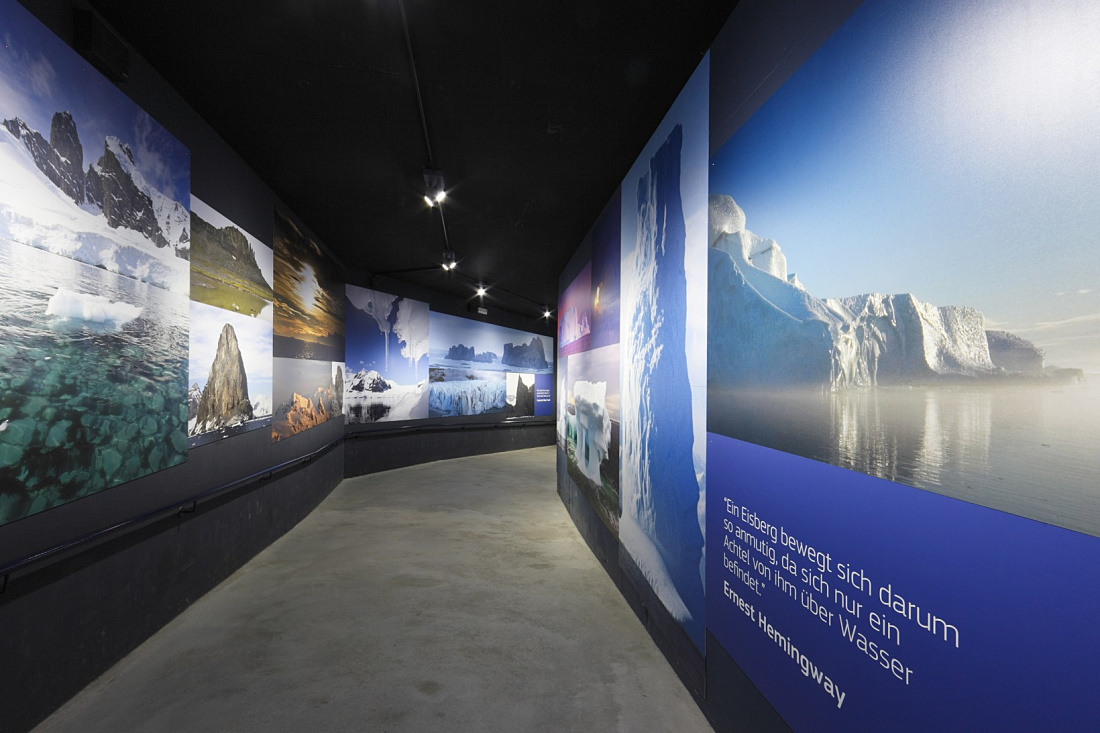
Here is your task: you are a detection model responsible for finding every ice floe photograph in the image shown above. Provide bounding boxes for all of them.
[187,299,272,447]
[562,344,621,535]
[707,0,1100,537]
[344,285,429,424]
[428,312,552,418]
[272,209,344,362]
[0,0,190,524]
[270,357,341,443]
[619,57,709,653]
[190,196,274,317]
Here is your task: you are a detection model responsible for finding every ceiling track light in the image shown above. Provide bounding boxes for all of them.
[442,248,457,270]
[423,168,445,207]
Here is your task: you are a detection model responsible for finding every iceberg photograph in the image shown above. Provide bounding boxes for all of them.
[270,357,341,443]
[619,57,709,653]
[344,285,429,424]
[428,312,551,418]
[707,0,1100,536]
[0,0,189,524]
[562,344,621,535]
[272,209,345,362]
[190,196,274,316]
[429,312,552,377]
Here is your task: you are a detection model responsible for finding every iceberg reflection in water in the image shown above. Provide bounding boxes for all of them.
[708,381,1100,536]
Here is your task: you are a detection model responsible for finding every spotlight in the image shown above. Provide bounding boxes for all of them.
[543,309,552,320]
[423,168,445,207]
[476,285,487,297]
[442,249,457,270]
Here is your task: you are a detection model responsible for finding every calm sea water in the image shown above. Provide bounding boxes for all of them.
[709,381,1100,537]
[0,239,189,525]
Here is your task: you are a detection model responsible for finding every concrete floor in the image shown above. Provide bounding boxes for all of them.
[35,446,712,732]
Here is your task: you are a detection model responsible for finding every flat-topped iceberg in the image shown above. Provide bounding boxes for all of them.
[707,194,1052,389]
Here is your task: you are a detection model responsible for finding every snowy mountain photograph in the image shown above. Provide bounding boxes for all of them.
[0,0,190,524]
[271,357,341,443]
[272,209,345,362]
[619,57,709,653]
[190,196,274,316]
[707,0,1100,537]
[344,285,429,424]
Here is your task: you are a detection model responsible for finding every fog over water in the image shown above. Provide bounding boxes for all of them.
[710,380,1100,537]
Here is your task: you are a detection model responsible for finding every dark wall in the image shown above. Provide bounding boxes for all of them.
[346,420,553,478]
[1,3,555,731]
[0,445,344,733]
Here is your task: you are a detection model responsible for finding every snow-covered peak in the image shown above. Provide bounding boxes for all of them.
[252,393,272,417]
[348,369,391,393]
[105,136,135,167]
[103,135,189,251]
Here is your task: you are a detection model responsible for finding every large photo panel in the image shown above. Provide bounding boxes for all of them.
[428,312,552,418]
[619,55,709,652]
[705,0,1100,729]
[706,0,1100,538]
[272,209,345,363]
[270,208,344,441]
[562,344,621,536]
[344,284,429,424]
[0,0,190,524]
[188,197,274,446]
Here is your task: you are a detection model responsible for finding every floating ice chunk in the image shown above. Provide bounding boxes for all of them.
[46,287,142,325]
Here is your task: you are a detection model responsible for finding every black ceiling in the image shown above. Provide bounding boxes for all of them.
[86,0,737,319]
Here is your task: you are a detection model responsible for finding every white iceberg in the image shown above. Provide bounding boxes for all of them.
[572,379,611,486]
[45,286,142,325]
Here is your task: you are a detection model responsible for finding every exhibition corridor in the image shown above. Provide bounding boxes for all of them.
[32,447,709,732]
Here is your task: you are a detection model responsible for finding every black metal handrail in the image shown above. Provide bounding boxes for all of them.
[0,434,344,586]
[0,417,554,589]
[345,415,552,440]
